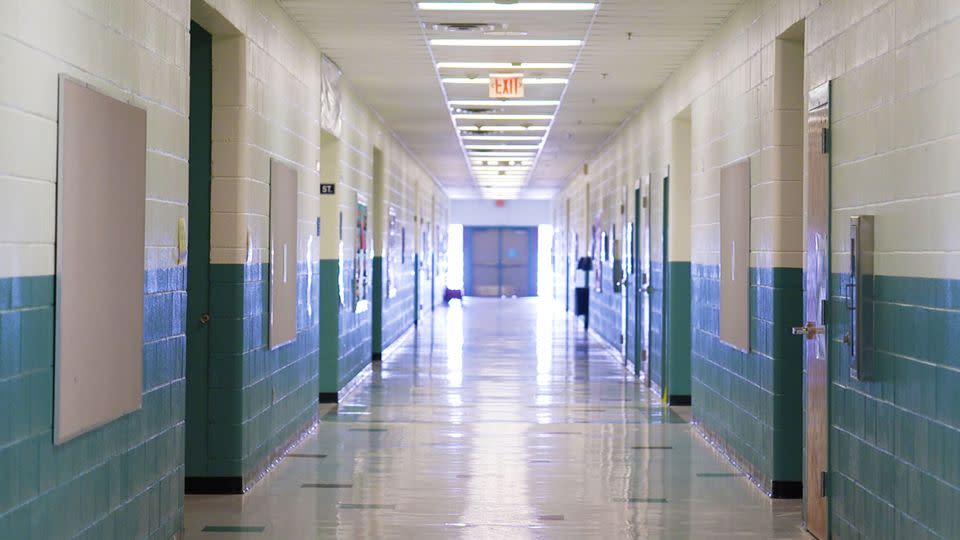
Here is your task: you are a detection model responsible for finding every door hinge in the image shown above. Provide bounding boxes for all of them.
[821,298,830,326]
[822,127,831,154]
[821,470,829,498]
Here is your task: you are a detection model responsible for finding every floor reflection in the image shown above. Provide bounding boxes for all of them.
[184,297,806,539]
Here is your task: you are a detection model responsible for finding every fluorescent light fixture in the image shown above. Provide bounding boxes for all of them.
[471,161,533,166]
[454,114,554,121]
[466,152,537,158]
[419,2,595,11]
[443,77,568,85]
[465,144,541,150]
[431,39,581,47]
[437,62,573,70]
[460,125,548,132]
[450,100,559,106]
[476,179,527,183]
[471,165,531,170]
[462,135,542,141]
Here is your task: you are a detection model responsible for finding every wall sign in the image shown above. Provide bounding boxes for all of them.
[489,74,524,98]
[320,183,336,195]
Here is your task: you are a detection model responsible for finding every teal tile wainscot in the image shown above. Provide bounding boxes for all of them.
[0,269,185,538]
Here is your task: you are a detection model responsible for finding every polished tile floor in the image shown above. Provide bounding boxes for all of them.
[185,298,807,539]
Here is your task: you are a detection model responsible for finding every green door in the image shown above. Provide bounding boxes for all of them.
[185,22,212,476]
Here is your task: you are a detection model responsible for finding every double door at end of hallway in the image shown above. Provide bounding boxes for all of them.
[465,226,538,297]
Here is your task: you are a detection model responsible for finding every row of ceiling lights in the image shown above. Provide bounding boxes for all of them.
[417,1,595,198]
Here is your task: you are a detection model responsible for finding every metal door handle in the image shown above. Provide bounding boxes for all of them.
[200,313,211,325]
[792,321,825,340]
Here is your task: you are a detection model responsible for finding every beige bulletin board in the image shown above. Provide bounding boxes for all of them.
[270,159,298,349]
[55,77,146,444]
[720,158,750,352]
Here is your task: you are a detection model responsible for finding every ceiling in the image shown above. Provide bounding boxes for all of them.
[279,0,743,199]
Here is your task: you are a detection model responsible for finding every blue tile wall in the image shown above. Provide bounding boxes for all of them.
[381,260,416,352]
[206,263,319,483]
[829,274,960,538]
[0,270,185,539]
[590,262,622,349]
[649,261,664,389]
[691,264,803,490]
[337,257,372,390]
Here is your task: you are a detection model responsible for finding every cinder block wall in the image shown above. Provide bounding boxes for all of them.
[553,0,960,536]
[0,0,190,537]
[0,0,447,536]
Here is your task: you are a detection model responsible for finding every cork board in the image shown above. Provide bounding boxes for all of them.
[55,77,147,444]
[269,159,298,349]
[720,158,750,352]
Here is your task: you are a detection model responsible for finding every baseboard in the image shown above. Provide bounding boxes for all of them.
[240,409,320,492]
[319,362,375,404]
[668,394,692,406]
[185,476,243,494]
[693,419,797,499]
[771,480,803,499]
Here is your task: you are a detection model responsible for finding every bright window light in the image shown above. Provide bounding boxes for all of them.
[450,100,560,107]
[437,62,573,70]
[462,135,542,141]
[537,225,555,296]
[443,77,569,85]
[420,2,595,11]
[431,39,582,47]
[465,144,541,150]
[460,125,548,132]
[453,114,554,120]
[447,224,464,290]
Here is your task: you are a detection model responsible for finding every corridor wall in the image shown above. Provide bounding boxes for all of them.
[192,0,448,489]
[0,0,447,536]
[553,0,960,537]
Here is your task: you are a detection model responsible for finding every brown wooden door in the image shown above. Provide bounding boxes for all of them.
[801,82,830,539]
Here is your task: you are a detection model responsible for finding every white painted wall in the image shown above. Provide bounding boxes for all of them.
[555,0,960,281]
[0,0,447,279]
[0,0,190,278]
[451,199,552,226]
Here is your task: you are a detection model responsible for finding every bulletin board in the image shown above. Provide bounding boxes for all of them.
[355,199,370,312]
[55,77,146,444]
[720,158,751,351]
[269,159,298,350]
[386,208,400,298]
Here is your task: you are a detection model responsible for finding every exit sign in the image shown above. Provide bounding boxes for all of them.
[489,74,524,98]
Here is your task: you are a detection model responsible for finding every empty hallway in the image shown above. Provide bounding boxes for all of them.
[3,0,960,538]
[184,299,805,539]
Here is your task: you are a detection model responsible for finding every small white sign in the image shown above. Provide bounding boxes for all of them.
[489,74,524,98]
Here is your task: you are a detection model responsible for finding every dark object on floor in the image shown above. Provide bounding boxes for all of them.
[444,288,463,303]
